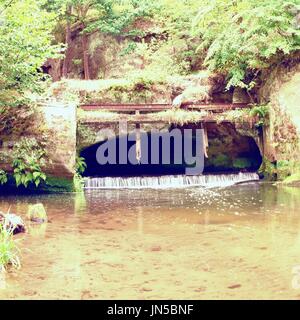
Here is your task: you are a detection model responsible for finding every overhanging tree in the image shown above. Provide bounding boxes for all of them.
[193,0,300,90]
[0,0,62,107]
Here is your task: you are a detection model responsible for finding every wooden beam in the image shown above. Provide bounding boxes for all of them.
[81,103,249,113]
[81,119,236,124]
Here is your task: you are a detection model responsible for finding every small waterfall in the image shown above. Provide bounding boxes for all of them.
[84,172,259,190]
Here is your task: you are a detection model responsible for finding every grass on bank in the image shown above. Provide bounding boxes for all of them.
[0,223,20,271]
[283,172,300,185]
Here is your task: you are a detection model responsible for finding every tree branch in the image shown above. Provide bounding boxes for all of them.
[0,0,16,15]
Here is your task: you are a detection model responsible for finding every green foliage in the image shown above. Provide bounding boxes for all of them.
[119,0,202,77]
[0,224,20,271]
[154,0,202,73]
[128,39,191,79]
[233,158,252,169]
[76,156,87,174]
[48,0,158,35]
[0,170,7,185]
[72,58,83,66]
[54,0,200,78]
[85,0,158,36]
[283,172,300,185]
[259,158,299,181]
[0,0,62,107]
[120,42,138,56]
[249,105,269,127]
[44,176,75,192]
[75,154,86,191]
[193,0,300,89]
[276,160,298,180]
[259,157,277,180]
[211,154,232,167]
[73,173,85,192]
[12,138,47,188]
[79,76,166,104]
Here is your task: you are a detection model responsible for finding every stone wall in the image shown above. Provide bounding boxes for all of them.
[0,102,77,192]
[259,60,300,178]
[39,102,77,178]
[77,121,169,152]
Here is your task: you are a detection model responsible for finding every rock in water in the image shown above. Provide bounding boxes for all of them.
[0,212,26,234]
[27,203,48,223]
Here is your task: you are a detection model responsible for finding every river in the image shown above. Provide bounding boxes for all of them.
[1,182,300,299]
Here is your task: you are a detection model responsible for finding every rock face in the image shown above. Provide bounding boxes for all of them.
[50,78,173,104]
[50,71,227,107]
[232,87,251,104]
[0,102,77,192]
[0,212,26,234]
[259,58,300,178]
[172,86,212,108]
[46,27,160,81]
[183,123,262,172]
[171,72,225,107]
[39,102,77,179]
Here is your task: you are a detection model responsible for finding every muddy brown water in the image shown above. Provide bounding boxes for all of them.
[1,183,300,299]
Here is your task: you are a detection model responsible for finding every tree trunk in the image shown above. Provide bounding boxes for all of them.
[62,5,72,78]
[81,23,90,80]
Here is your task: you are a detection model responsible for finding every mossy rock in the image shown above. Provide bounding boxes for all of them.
[233,158,252,169]
[44,176,74,193]
[27,203,47,223]
[210,154,232,168]
[258,157,277,180]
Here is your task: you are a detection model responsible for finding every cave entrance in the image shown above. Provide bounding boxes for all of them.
[203,122,262,173]
[81,127,204,177]
[80,123,262,178]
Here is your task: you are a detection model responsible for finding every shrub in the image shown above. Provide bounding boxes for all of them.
[76,156,87,175]
[193,0,300,89]
[12,138,47,188]
[0,170,7,185]
[249,105,269,127]
[0,224,20,271]
[233,158,252,169]
[73,173,85,193]
[211,154,232,167]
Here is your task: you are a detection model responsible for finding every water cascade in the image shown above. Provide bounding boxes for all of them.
[84,172,259,189]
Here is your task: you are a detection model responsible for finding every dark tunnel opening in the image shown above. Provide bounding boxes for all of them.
[80,124,262,177]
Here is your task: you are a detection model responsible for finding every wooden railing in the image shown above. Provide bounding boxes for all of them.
[81,103,249,113]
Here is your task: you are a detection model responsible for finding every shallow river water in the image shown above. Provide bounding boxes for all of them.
[1,182,300,299]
